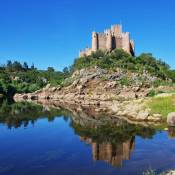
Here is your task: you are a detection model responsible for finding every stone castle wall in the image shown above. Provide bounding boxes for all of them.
[79,24,135,57]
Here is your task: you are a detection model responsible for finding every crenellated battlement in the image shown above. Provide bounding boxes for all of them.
[79,24,135,57]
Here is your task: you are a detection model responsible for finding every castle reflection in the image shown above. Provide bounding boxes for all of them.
[81,136,135,167]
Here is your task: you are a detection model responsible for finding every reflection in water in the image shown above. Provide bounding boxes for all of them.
[72,119,156,167]
[0,99,175,173]
[168,127,175,138]
[81,136,135,167]
[0,100,69,128]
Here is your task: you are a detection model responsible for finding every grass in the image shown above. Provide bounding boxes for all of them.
[147,95,175,118]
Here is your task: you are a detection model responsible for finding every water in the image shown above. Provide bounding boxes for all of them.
[0,100,175,175]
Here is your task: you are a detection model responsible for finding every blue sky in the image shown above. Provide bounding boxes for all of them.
[0,0,175,70]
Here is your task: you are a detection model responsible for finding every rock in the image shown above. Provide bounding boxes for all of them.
[167,112,175,126]
[57,86,61,91]
[147,116,161,122]
[166,171,175,175]
[132,86,140,92]
[23,95,28,100]
[72,79,80,87]
[118,91,136,100]
[45,84,51,90]
[136,110,149,120]
[30,95,38,100]
[50,87,57,92]
[95,108,101,112]
[153,113,162,118]
[104,81,117,89]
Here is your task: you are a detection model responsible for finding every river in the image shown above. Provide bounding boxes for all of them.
[0,100,174,175]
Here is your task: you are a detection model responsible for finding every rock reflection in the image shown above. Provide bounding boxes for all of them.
[168,127,175,138]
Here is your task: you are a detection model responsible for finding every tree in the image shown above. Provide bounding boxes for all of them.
[6,60,12,71]
[12,61,23,71]
[31,63,35,70]
[23,62,29,70]
[47,67,55,72]
[63,67,69,74]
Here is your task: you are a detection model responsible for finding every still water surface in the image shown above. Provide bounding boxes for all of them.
[0,101,175,175]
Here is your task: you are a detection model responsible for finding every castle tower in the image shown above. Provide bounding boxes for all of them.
[111,24,122,35]
[106,30,112,51]
[122,32,130,54]
[92,32,98,52]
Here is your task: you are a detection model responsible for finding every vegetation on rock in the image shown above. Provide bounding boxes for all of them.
[71,49,175,83]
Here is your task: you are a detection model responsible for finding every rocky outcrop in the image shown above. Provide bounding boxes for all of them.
[14,68,163,123]
[14,68,153,101]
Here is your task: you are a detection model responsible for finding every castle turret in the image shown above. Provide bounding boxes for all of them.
[111,24,122,35]
[92,32,98,52]
[106,30,112,51]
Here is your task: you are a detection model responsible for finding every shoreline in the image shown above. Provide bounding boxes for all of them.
[14,93,163,125]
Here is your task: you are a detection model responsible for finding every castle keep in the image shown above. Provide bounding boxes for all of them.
[79,24,135,57]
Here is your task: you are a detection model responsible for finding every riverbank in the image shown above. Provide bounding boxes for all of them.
[14,68,175,125]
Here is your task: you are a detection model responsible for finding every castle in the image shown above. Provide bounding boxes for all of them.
[79,24,135,57]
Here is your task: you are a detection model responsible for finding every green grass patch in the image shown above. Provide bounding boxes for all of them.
[147,96,175,118]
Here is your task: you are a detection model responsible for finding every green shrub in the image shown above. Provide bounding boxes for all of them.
[147,89,156,97]
[101,76,108,81]
[119,76,130,86]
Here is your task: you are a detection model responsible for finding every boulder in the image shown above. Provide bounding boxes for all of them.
[167,112,175,126]
[136,110,149,120]
[166,171,175,175]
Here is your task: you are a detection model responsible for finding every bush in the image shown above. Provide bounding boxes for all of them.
[119,76,130,86]
[147,89,156,97]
